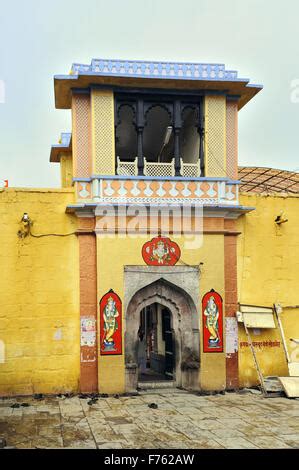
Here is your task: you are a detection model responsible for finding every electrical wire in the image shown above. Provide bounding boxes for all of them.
[162,237,202,268]
[27,223,202,268]
[26,221,203,269]
[28,224,76,238]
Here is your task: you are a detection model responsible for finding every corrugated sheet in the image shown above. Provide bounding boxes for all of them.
[238,166,299,194]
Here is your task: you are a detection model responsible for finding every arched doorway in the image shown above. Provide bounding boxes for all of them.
[125,278,200,392]
[138,303,175,383]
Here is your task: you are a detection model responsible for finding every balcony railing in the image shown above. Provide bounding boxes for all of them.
[144,159,175,177]
[74,175,239,207]
[117,157,200,178]
[117,157,138,176]
[180,159,200,178]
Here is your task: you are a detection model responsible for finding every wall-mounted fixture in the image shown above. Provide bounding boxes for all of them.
[275,211,288,225]
[17,213,33,238]
[157,126,172,162]
[17,213,76,239]
[21,213,32,224]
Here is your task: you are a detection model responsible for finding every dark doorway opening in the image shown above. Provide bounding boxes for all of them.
[138,303,175,382]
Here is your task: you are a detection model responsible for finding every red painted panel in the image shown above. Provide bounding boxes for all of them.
[79,229,98,393]
[142,236,181,266]
[100,290,122,356]
[202,289,224,353]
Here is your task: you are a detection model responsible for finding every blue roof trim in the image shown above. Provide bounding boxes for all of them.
[66,203,255,211]
[50,132,72,162]
[73,177,91,182]
[55,74,78,80]
[57,59,253,83]
[246,83,264,90]
[78,175,241,184]
[51,132,72,150]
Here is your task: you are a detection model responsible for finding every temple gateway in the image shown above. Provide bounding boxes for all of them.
[0,59,298,396]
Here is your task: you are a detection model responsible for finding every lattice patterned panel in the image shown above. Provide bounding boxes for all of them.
[117,157,138,176]
[205,96,226,177]
[72,95,91,178]
[92,90,115,175]
[226,101,238,179]
[144,159,175,177]
[180,159,200,177]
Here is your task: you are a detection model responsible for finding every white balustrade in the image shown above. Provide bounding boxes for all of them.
[77,177,239,206]
[117,156,138,176]
[144,158,175,177]
[117,157,201,178]
[180,159,200,178]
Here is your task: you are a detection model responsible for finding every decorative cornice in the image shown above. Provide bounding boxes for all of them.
[71,59,243,82]
[66,203,255,220]
[54,58,263,110]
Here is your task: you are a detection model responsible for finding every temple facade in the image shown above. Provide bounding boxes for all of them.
[0,59,298,396]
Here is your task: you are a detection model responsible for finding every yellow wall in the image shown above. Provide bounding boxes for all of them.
[60,154,73,188]
[96,230,226,393]
[0,188,79,396]
[238,193,299,387]
[2,187,298,395]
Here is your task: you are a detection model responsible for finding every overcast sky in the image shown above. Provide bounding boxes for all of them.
[0,0,298,187]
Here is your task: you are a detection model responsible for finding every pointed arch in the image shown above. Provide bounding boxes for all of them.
[125,277,200,390]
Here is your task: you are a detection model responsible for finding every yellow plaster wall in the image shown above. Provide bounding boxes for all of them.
[96,230,226,393]
[204,95,226,177]
[0,188,80,396]
[91,89,115,175]
[60,154,73,188]
[5,187,297,394]
[237,193,299,387]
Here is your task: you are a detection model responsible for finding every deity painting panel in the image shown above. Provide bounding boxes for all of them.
[202,289,223,353]
[142,236,181,266]
[100,290,122,355]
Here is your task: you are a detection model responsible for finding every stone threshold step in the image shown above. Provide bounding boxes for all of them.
[138,389,189,396]
[137,381,176,390]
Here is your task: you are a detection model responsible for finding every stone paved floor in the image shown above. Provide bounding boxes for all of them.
[0,389,299,449]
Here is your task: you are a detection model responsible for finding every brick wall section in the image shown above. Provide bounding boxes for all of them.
[224,219,239,389]
[78,218,98,392]
[203,217,225,232]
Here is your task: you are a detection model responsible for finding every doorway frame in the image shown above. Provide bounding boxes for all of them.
[124,266,200,391]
